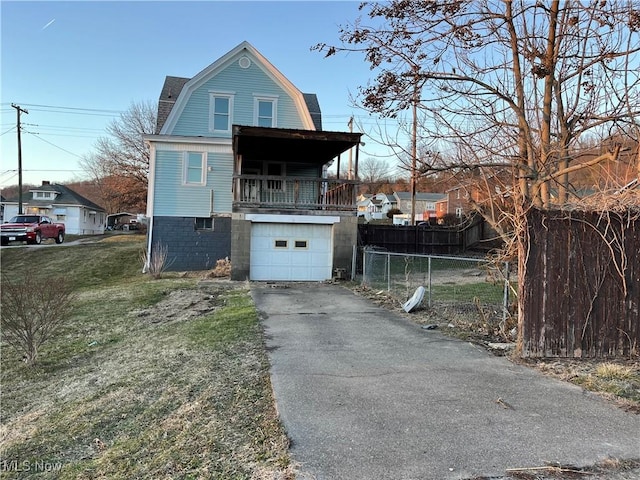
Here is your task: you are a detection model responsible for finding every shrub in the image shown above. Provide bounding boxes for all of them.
[142,242,172,279]
[1,272,76,366]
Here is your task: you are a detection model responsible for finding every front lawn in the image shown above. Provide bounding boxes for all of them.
[0,238,292,479]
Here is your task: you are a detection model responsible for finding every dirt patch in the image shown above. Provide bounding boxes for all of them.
[131,281,237,325]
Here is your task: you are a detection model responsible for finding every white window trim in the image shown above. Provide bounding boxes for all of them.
[209,92,235,134]
[253,95,278,128]
[183,151,207,186]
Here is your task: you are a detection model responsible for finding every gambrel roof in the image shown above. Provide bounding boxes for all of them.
[156,41,322,134]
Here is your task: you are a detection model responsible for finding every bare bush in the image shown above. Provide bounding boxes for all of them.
[1,272,76,366]
[142,242,172,279]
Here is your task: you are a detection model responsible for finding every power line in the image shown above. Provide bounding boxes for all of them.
[24,131,84,159]
[0,102,123,114]
[23,122,104,133]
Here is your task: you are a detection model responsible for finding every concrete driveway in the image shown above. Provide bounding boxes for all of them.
[251,282,640,480]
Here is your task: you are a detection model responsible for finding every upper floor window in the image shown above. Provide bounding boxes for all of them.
[34,191,54,199]
[254,96,277,127]
[183,152,207,185]
[209,92,234,133]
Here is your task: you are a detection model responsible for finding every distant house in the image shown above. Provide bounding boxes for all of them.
[446,170,513,217]
[393,191,447,221]
[356,194,372,216]
[358,193,396,220]
[1,181,106,235]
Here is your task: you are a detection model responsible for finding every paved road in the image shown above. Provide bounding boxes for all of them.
[251,282,640,480]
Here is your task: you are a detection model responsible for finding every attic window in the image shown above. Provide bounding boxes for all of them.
[239,56,251,69]
[34,191,54,199]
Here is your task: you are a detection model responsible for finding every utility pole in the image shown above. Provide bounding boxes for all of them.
[347,116,354,180]
[11,103,28,214]
[410,78,418,226]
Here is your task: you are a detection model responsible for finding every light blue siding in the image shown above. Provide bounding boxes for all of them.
[207,151,234,211]
[153,149,233,216]
[170,53,307,136]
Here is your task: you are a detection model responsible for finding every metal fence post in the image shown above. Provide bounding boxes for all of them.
[362,249,367,285]
[351,245,356,281]
[503,261,509,324]
[428,256,432,307]
[387,252,391,291]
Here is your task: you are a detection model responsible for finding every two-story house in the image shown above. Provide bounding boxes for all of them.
[393,191,448,222]
[144,41,362,281]
[357,193,397,221]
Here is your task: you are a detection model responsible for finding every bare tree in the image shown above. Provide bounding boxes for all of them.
[315,0,640,354]
[358,157,395,192]
[81,100,157,213]
[315,1,640,209]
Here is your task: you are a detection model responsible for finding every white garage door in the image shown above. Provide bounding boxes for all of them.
[250,223,333,281]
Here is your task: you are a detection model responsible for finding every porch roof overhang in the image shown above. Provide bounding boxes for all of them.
[232,125,362,165]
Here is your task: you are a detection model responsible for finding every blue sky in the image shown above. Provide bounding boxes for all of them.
[1,1,397,189]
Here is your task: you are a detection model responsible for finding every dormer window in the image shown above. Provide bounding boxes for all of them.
[33,191,55,199]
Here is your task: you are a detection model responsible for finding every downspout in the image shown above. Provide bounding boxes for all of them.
[143,216,154,274]
[143,139,157,273]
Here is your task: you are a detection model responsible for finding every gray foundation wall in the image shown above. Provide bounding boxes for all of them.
[230,215,251,281]
[332,216,358,275]
[151,216,231,271]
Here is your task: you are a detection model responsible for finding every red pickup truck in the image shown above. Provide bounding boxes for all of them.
[1,215,65,246]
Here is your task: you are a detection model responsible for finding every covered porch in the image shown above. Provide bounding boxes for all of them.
[231,125,362,212]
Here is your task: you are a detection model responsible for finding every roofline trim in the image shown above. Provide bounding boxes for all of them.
[143,134,233,146]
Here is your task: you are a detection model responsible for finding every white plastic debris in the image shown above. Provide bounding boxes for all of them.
[402,286,425,313]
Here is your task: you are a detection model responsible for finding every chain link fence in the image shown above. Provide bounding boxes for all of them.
[361,248,513,322]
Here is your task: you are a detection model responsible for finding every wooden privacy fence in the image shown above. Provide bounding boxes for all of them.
[522,208,640,358]
[358,215,484,255]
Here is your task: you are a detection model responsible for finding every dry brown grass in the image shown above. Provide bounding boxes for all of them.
[0,240,292,480]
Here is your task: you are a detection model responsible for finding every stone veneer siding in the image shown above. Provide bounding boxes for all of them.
[151,216,231,271]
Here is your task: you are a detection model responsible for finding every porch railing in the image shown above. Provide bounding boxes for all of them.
[233,175,358,211]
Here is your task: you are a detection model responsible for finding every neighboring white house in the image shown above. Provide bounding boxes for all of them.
[1,182,106,235]
[358,193,397,221]
[356,193,372,217]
